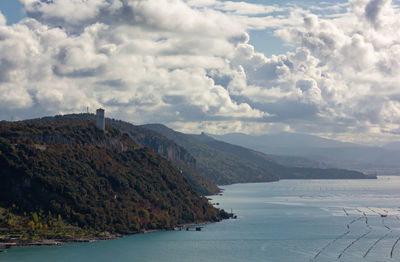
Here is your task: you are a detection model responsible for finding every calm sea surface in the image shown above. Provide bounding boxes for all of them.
[2,176,400,262]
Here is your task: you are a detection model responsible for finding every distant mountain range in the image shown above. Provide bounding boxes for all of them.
[382,142,400,151]
[211,132,400,175]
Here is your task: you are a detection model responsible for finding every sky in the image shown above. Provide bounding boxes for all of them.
[0,0,399,145]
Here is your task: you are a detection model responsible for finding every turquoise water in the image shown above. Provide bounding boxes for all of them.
[2,176,400,262]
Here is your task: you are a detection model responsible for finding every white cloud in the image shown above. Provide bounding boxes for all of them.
[0,12,6,26]
[0,84,33,109]
[268,0,400,139]
[1,0,260,124]
[0,0,398,143]
[20,0,111,29]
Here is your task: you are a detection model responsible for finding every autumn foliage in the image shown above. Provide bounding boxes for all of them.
[0,118,226,236]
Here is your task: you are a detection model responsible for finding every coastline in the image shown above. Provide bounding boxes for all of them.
[0,220,227,250]
[0,234,121,249]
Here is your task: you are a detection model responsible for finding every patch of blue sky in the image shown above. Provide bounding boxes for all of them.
[248,29,294,57]
[218,0,349,57]
[0,0,25,25]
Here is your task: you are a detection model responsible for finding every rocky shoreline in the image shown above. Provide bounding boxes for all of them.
[0,220,231,251]
[0,235,121,249]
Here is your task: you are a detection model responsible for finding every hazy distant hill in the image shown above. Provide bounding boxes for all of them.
[143,124,279,184]
[267,155,331,169]
[213,132,358,149]
[143,124,373,183]
[0,118,225,240]
[212,132,400,175]
[382,142,400,151]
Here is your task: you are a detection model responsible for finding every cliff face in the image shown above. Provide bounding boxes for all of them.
[111,123,220,195]
[0,119,225,238]
[111,122,197,168]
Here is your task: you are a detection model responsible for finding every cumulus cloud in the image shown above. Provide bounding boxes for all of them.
[269,0,400,140]
[0,0,399,143]
[1,0,261,125]
[0,83,33,109]
[0,12,6,26]
[204,0,400,141]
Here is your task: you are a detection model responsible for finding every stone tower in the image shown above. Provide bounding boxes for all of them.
[96,108,105,131]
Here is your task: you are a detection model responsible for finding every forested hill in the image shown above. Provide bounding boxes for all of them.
[0,118,226,240]
[107,120,219,195]
[37,113,219,195]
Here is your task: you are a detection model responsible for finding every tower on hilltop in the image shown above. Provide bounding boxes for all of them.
[96,108,105,131]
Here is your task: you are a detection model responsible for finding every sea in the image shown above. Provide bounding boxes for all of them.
[2,176,400,262]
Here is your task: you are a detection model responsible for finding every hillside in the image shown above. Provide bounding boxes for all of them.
[0,118,226,241]
[39,114,219,195]
[143,125,280,184]
[107,120,219,195]
[143,124,373,184]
